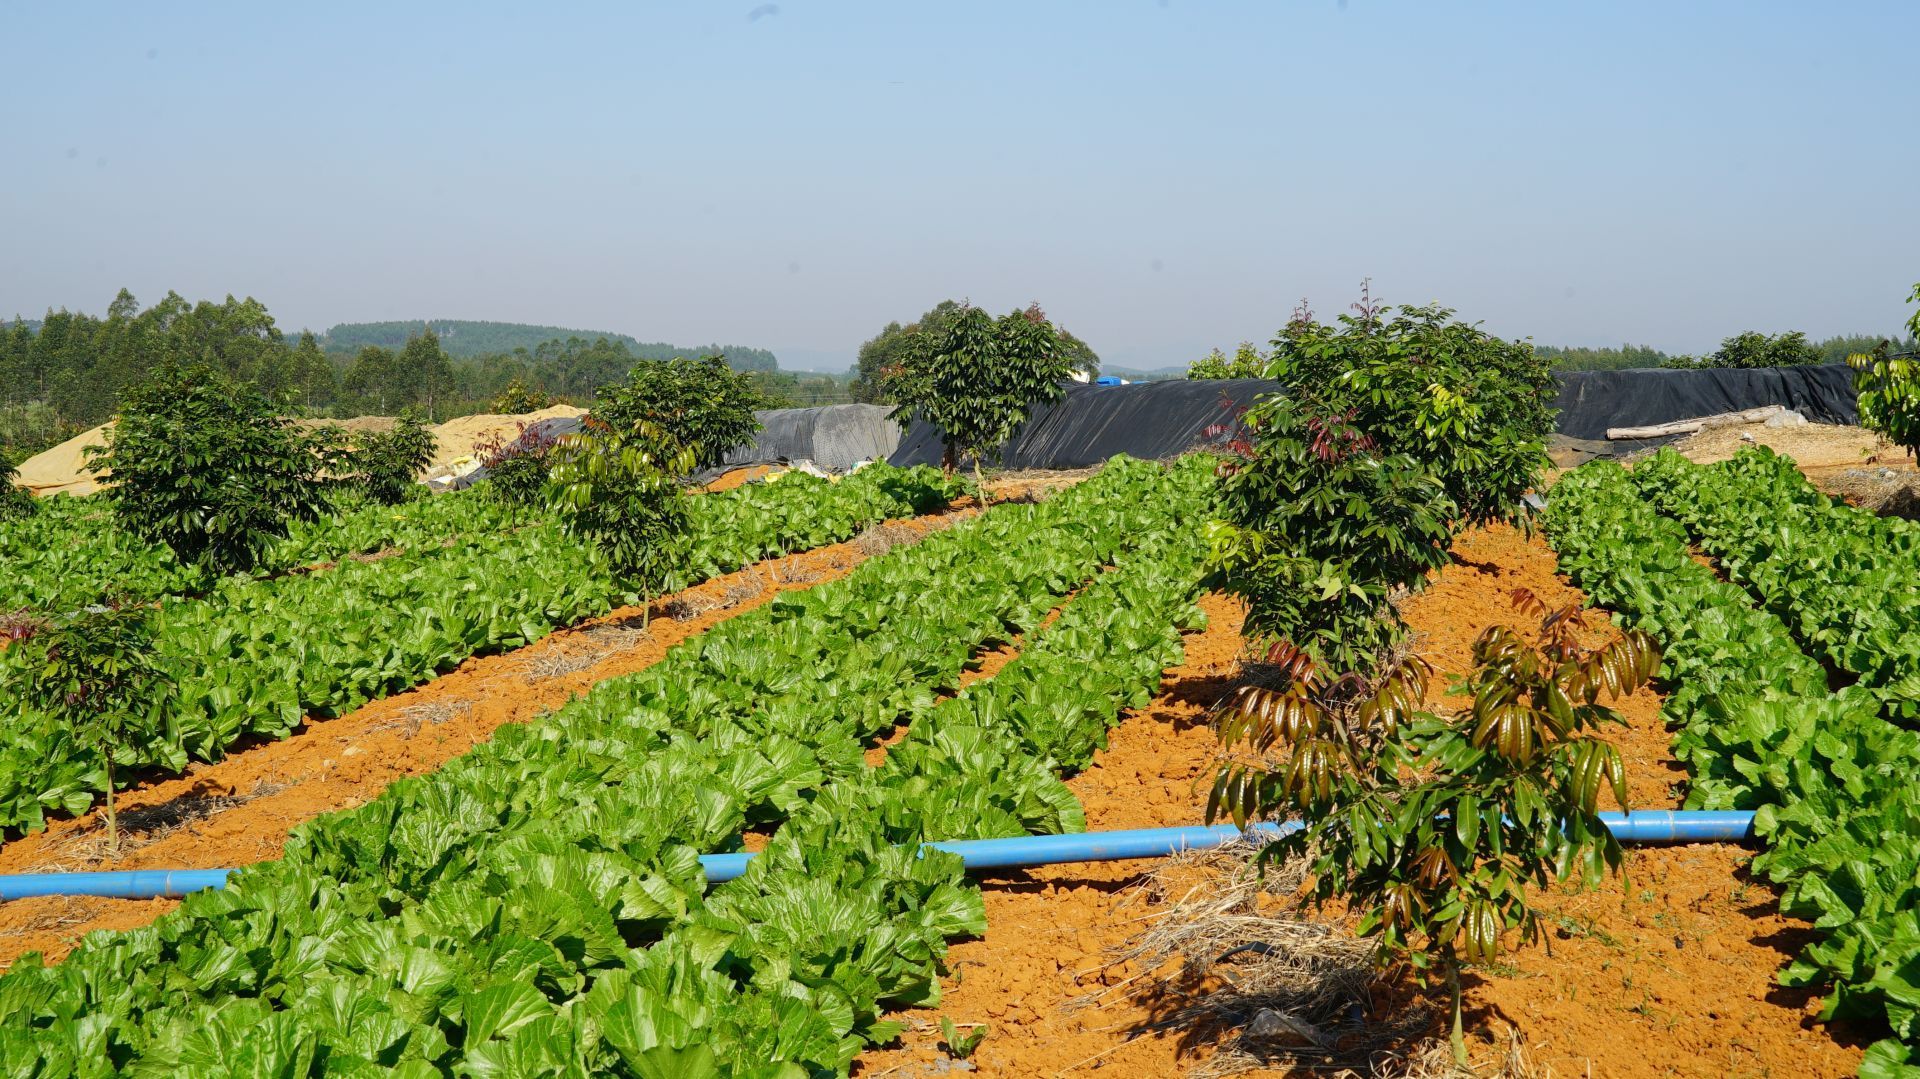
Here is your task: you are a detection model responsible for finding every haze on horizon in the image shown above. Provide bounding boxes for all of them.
[3,1,1917,373]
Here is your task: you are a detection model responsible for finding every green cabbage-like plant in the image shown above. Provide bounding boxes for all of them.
[548,420,696,624]
[351,410,437,505]
[91,361,346,577]
[1,602,169,852]
[1209,594,1658,1067]
[1849,283,1920,459]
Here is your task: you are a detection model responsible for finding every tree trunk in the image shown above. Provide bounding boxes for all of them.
[941,442,957,476]
[1447,962,1468,1068]
[102,755,118,856]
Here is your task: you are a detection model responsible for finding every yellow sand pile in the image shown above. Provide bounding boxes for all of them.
[17,405,586,498]
[16,424,110,498]
[425,405,584,472]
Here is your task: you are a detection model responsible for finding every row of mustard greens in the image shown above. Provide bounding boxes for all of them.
[0,464,961,838]
[0,465,956,617]
[1629,446,1920,717]
[0,454,1209,1077]
[0,484,516,614]
[1545,459,1920,1077]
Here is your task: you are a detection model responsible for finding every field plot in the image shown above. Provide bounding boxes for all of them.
[3,449,1910,1076]
[852,523,1865,1079]
[0,464,959,837]
[0,457,1228,1074]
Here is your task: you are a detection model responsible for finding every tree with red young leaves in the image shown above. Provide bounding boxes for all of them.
[1203,395,1455,674]
[1207,591,1657,1066]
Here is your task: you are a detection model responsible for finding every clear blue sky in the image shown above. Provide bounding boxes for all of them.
[4,1,1916,370]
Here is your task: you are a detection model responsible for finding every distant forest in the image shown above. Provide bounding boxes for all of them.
[1535,333,1909,371]
[321,320,778,372]
[0,291,846,461]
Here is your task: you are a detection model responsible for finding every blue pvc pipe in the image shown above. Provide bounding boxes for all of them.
[0,812,1756,900]
[0,868,232,900]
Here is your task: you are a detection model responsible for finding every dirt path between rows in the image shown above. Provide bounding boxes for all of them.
[0,506,974,969]
[852,525,1866,1078]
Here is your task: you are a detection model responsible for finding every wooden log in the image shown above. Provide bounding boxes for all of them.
[1607,406,1783,441]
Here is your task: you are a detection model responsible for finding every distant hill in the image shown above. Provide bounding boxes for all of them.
[1101,364,1187,382]
[319,319,778,372]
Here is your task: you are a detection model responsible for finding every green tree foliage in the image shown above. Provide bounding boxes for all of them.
[1849,284,1920,458]
[0,454,34,521]
[1209,600,1658,1065]
[475,423,561,515]
[853,301,965,404]
[547,422,696,622]
[1272,289,1554,527]
[0,401,72,461]
[340,345,400,415]
[1,602,170,852]
[320,320,779,371]
[1532,343,1675,371]
[352,411,437,505]
[93,362,343,576]
[1205,405,1455,672]
[884,303,1078,479]
[856,301,1096,405]
[399,330,457,421]
[489,377,554,414]
[285,332,337,412]
[0,296,793,435]
[1187,341,1273,379]
[1664,329,1823,369]
[589,355,767,473]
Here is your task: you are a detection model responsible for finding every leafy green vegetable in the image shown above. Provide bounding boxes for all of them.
[939,1017,988,1059]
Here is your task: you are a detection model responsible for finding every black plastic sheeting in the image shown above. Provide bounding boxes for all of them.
[462,365,1859,483]
[888,379,1276,470]
[1551,364,1858,441]
[717,404,902,472]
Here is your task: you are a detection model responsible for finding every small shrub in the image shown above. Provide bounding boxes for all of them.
[353,411,437,505]
[490,377,554,414]
[884,303,1078,494]
[589,355,766,474]
[547,421,695,623]
[475,422,561,514]
[1209,592,1659,1066]
[1271,284,1554,527]
[1849,283,1920,459]
[2,602,170,851]
[93,362,344,576]
[1188,340,1276,380]
[1206,402,1455,674]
